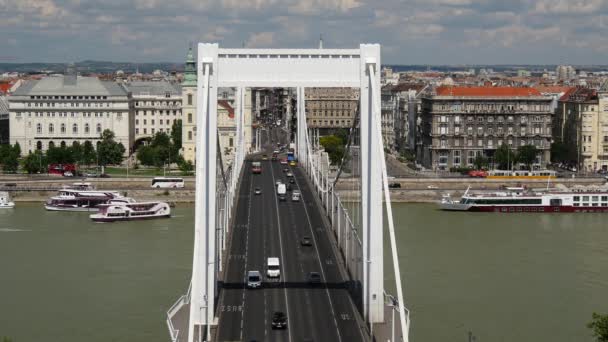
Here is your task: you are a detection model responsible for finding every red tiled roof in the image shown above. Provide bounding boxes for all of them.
[558,87,597,102]
[435,86,542,97]
[0,83,11,94]
[218,100,234,118]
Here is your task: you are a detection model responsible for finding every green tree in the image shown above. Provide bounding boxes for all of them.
[13,142,21,157]
[2,336,14,342]
[551,141,575,163]
[588,312,608,342]
[473,155,488,170]
[179,159,194,175]
[97,130,125,166]
[82,141,96,166]
[494,144,517,170]
[2,147,19,173]
[319,135,346,165]
[517,145,539,170]
[69,142,83,164]
[137,132,180,167]
[171,119,182,150]
[22,150,47,174]
[46,146,75,164]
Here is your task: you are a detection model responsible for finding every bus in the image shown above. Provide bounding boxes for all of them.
[252,162,262,174]
[151,177,185,188]
[287,151,295,162]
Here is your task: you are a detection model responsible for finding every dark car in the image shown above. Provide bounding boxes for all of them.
[286,184,293,192]
[300,236,312,246]
[388,183,401,189]
[289,178,295,184]
[99,173,111,178]
[283,168,289,173]
[271,311,287,329]
[308,272,322,285]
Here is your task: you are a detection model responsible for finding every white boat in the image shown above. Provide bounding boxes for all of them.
[90,201,171,222]
[0,192,15,209]
[45,189,127,212]
[440,186,608,213]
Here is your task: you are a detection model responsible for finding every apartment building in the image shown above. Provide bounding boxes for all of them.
[128,81,182,142]
[556,87,608,171]
[419,86,553,170]
[8,72,133,155]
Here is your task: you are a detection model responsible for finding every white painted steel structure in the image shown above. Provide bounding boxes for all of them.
[167,43,410,342]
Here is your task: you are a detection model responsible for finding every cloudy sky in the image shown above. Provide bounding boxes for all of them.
[1,0,607,65]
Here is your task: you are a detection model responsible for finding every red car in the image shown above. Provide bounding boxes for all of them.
[280,158,288,165]
[468,170,488,178]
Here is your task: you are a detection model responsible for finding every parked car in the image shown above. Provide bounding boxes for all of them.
[468,170,488,178]
[388,183,401,189]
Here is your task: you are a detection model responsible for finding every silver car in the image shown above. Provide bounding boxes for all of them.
[247,270,262,288]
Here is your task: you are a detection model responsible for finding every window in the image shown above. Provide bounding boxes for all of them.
[96,123,102,133]
[73,124,78,134]
[36,123,42,134]
[188,113,193,123]
[61,123,66,133]
[49,123,54,134]
[188,131,192,140]
[85,123,90,134]
[135,128,139,134]
[453,151,461,165]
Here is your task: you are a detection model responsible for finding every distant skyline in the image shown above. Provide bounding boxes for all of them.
[2,0,608,65]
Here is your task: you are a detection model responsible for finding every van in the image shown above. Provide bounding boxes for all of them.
[267,257,280,278]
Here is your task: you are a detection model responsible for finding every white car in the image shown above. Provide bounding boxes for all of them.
[267,257,280,278]
[247,270,262,288]
[291,191,301,202]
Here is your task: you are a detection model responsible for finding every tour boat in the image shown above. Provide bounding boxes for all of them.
[45,189,128,212]
[90,201,171,222]
[0,192,15,209]
[440,187,608,213]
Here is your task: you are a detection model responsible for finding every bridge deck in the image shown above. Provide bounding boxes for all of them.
[214,156,368,342]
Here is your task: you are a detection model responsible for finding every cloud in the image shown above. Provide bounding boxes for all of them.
[245,32,275,47]
[1,0,608,64]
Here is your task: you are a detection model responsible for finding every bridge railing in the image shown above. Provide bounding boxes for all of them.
[166,281,192,342]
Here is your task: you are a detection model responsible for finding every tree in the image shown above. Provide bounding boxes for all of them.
[494,144,517,170]
[46,146,75,164]
[551,141,575,163]
[69,142,83,164]
[97,130,125,166]
[0,144,20,173]
[13,142,21,157]
[82,141,96,166]
[517,145,539,170]
[319,135,346,165]
[588,312,608,342]
[171,119,182,150]
[179,159,194,175]
[137,132,180,168]
[473,155,488,170]
[22,150,47,174]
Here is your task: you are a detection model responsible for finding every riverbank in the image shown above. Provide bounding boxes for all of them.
[3,176,606,203]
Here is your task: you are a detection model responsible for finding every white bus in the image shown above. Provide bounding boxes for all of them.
[151,177,185,189]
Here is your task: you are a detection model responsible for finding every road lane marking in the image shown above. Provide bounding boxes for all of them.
[269,159,294,342]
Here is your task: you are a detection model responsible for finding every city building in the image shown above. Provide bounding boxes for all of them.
[0,96,9,144]
[556,65,576,82]
[305,87,358,133]
[419,86,553,170]
[555,87,608,171]
[127,80,182,144]
[8,70,132,155]
[382,83,427,153]
[381,87,396,150]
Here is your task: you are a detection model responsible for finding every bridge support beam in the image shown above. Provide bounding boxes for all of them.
[360,44,384,324]
[190,43,220,342]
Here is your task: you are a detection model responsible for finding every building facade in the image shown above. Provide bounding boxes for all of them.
[556,87,608,171]
[0,96,9,144]
[305,87,358,132]
[419,86,553,170]
[8,74,132,155]
[127,81,182,143]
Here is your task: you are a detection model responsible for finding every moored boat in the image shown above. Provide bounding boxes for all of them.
[440,187,608,213]
[0,192,15,209]
[89,201,171,222]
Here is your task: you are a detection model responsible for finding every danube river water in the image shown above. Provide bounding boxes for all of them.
[1,203,607,341]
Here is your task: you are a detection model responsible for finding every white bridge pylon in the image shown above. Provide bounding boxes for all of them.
[186,43,409,342]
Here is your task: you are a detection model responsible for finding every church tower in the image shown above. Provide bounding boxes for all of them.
[182,46,197,163]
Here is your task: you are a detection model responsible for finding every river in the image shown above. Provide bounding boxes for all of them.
[0,203,607,341]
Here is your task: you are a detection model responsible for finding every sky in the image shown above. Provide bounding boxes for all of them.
[1,0,608,65]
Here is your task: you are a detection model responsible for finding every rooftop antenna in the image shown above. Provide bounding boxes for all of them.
[319,34,323,49]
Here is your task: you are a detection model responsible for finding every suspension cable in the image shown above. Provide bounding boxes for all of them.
[216,129,228,189]
[333,101,360,186]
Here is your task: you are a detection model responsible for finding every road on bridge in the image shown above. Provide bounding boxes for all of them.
[215,129,367,342]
